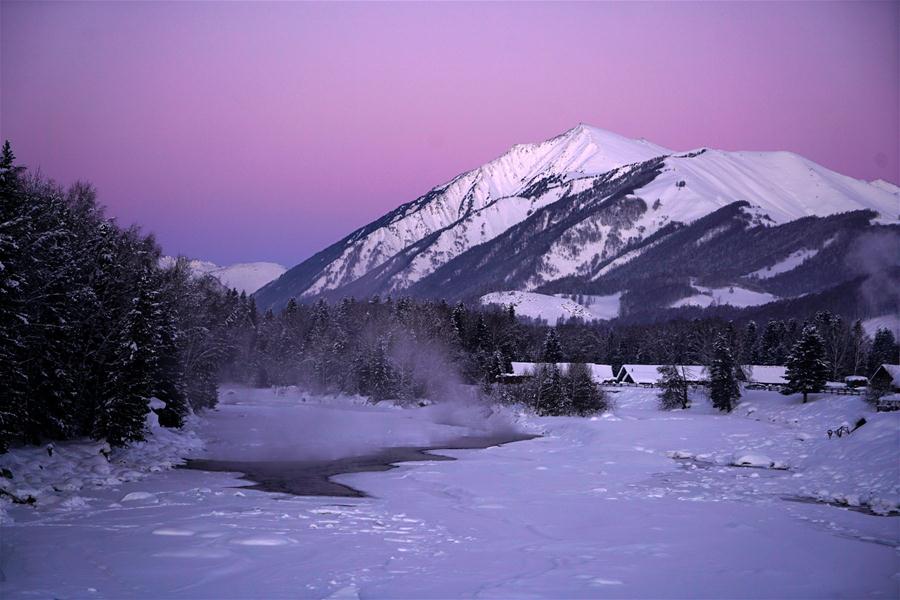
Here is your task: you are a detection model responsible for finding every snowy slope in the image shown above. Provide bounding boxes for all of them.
[296,125,670,298]
[633,149,897,228]
[257,125,897,308]
[161,257,286,294]
[670,283,778,309]
[749,248,819,279]
[480,290,621,322]
[863,314,900,339]
[207,262,287,294]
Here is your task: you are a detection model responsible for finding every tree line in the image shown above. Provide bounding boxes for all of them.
[0,143,249,450]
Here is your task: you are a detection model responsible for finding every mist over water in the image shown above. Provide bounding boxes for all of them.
[846,231,900,316]
[201,382,528,466]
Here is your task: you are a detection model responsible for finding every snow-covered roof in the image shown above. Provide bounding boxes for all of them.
[844,376,868,382]
[740,365,788,385]
[617,365,664,384]
[508,362,616,382]
[617,365,709,384]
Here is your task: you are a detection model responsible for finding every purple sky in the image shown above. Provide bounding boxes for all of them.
[2,2,897,266]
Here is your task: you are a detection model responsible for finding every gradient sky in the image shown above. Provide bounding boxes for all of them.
[2,1,898,266]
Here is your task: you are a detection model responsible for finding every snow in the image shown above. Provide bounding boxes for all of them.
[160,257,286,293]
[741,365,789,386]
[863,314,900,340]
[277,126,897,301]
[749,248,819,279]
[480,290,620,322]
[2,386,898,598]
[618,364,708,384]
[732,453,776,468]
[0,411,202,519]
[635,149,898,228]
[671,283,777,308]
[509,362,617,383]
[207,262,287,294]
[303,126,670,297]
[870,178,900,196]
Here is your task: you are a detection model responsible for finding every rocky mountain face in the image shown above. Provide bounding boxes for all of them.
[254,125,898,321]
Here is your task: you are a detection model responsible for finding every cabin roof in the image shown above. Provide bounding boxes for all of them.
[873,364,900,385]
[617,364,708,384]
[509,362,616,382]
[740,365,788,385]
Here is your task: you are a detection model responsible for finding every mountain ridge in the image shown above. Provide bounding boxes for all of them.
[254,125,898,317]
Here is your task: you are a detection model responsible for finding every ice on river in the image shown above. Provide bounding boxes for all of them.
[1,385,898,598]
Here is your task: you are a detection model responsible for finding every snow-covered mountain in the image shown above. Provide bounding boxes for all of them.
[255,124,898,317]
[161,258,286,294]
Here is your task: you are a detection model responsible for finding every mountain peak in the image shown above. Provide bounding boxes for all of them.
[254,126,897,310]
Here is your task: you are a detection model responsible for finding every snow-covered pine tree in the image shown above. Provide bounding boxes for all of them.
[658,364,689,410]
[709,334,740,412]
[567,363,606,416]
[472,314,491,352]
[534,363,567,416]
[784,325,829,403]
[0,141,29,449]
[367,338,397,401]
[541,328,564,363]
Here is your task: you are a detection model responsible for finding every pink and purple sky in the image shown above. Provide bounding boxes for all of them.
[2,1,897,265]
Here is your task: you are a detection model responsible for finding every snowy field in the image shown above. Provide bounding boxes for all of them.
[2,386,899,598]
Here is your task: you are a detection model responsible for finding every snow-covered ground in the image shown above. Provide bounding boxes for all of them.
[481,290,620,322]
[749,248,819,279]
[2,386,898,598]
[671,283,778,308]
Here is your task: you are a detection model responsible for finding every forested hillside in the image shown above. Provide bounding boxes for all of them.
[0,144,254,450]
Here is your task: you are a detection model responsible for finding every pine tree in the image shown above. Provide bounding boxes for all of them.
[534,363,568,416]
[866,328,899,376]
[367,338,397,401]
[472,314,491,352]
[541,328,563,363]
[658,365,689,410]
[709,334,740,412]
[741,320,759,364]
[451,303,466,342]
[567,363,606,416]
[760,320,787,365]
[784,325,829,403]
